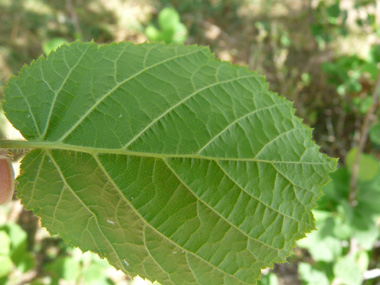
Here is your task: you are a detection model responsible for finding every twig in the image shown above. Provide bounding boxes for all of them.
[349,71,380,205]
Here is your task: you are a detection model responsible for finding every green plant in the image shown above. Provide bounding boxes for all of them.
[44,247,114,285]
[322,45,380,115]
[0,41,335,284]
[311,0,378,50]
[0,222,35,284]
[145,7,187,44]
[298,162,380,284]
[311,0,348,50]
[257,272,278,285]
[298,40,380,284]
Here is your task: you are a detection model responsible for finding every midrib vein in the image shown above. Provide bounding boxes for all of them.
[0,140,329,165]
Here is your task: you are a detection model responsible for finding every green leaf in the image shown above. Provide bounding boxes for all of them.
[368,44,380,64]
[145,25,162,42]
[369,121,380,145]
[326,3,341,20]
[0,231,11,256]
[351,222,379,250]
[44,256,81,281]
[298,262,329,285]
[257,273,278,285]
[333,257,362,285]
[346,148,379,182]
[43,38,69,55]
[360,62,378,81]
[158,8,181,31]
[146,8,187,44]
[76,250,113,284]
[1,223,35,272]
[0,256,13,278]
[83,261,111,285]
[348,174,380,237]
[355,250,369,273]
[2,42,335,284]
[318,165,380,248]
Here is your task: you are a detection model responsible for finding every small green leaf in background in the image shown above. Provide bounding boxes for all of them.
[322,55,365,96]
[145,8,187,43]
[368,44,380,64]
[352,96,373,114]
[0,230,13,279]
[360,62,378,81]
[2,41,336,284]
[257,272,278,285]
[0,223,35,282]
[280,33,291,47]
[5,222,35,273]
[326,3,341,23]
[369,121,380,145]
[0,255,13,278]
[43,247,113,285]
[43,38,69,55]
[318,166,380,249]
[318,167,350,209]
[298,262,329,285]
[301,72,311,86]
[0,231,11,256]
[346,147,379,181]
[333,256,362,285]
[356,250,370,273]
[80,250,114,285]
[44,255,81,282]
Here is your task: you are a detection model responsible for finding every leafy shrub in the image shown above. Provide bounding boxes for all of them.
[322,45,380,114]
[0,223,34,284]
[298,146,380,284]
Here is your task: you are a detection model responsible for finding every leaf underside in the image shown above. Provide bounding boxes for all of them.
[3,42,335,284]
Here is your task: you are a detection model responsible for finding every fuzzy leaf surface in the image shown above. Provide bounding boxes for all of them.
[2,42,335,284]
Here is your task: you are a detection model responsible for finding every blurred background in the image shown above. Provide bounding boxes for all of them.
[0,0,379,284]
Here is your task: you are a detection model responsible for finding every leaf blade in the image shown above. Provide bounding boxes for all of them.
[4,41,336,284]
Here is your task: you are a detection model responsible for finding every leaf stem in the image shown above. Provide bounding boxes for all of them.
[349,71,380,206]
[0,139,37,150]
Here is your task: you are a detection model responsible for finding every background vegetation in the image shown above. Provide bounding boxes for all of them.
[0,0,379,284]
